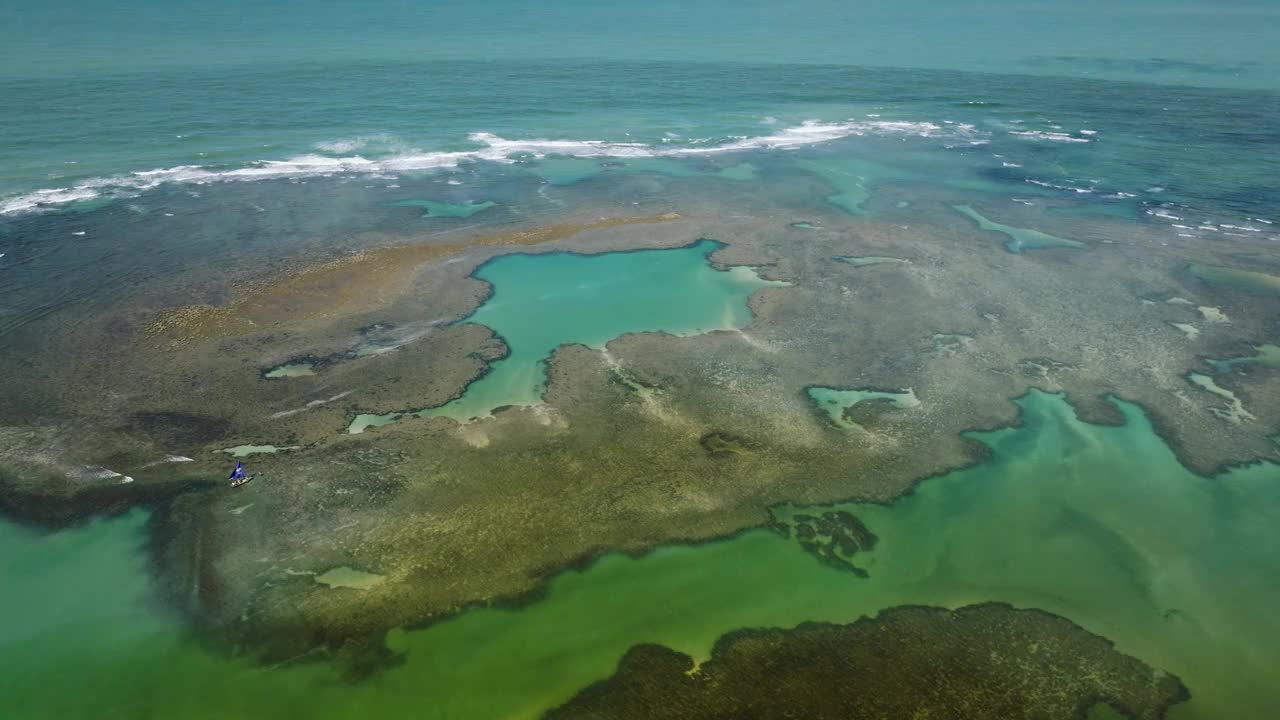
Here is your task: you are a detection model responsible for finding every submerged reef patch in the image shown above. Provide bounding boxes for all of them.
[547,604,1187,720]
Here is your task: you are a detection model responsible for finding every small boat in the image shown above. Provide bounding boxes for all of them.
[228,461,255,488]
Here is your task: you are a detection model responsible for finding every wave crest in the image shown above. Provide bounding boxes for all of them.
[1,120,982,216]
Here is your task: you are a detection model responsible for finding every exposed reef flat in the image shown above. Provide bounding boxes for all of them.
[146,212,681,343]
[4,172,1280,691]
[547,604,1188,720]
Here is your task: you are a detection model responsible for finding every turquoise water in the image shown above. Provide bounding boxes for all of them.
[1,2,1277,225]
[4,393,1277,719]
[389,198,496,219]
[808,386,920,428]
[350,240,782,430]
[953,204,1086,253]
[3,3,1280,718]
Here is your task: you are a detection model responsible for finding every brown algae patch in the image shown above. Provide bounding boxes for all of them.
[548,604,1187,720]
[147,213,681,341]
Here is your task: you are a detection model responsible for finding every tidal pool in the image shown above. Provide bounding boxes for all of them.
[263,362,316,378]
[1187,263,1280,295]
[833,255,909,267]
[1207,344,1280,372]
[807,386,921,428]
[953,204,1085,253]
[5,391,1277,719]
[221,444,300,457]
[349,239,784,431]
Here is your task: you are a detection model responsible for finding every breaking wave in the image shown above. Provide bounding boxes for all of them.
[1,120,981,216]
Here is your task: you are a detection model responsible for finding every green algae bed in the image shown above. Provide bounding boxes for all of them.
[953,204,1085,253]
[349,239,784,431]
[5,391,1277,719]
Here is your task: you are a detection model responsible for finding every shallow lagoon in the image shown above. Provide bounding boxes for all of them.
[6,391,1278,719]
[350,239,783,430]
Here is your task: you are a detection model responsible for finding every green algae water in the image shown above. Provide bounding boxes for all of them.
[4,1,1280,717]
[349,240,783,430]
[6,391,1277,719]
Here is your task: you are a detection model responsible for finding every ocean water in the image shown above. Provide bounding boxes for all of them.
[3,2,1280,718]
[1,1,1277,219]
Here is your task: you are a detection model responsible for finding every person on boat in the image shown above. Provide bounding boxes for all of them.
[228,461,253,487]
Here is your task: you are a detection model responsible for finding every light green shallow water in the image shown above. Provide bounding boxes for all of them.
[1207,344,1280,372]
[808,385,921,428]
[264,361,316,378]
[349,240,784,431]
[833,255,910,267]
[5,391,1277,719]
[954,204,1086,253]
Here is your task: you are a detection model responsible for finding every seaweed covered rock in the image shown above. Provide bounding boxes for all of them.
[548,603,1187,720]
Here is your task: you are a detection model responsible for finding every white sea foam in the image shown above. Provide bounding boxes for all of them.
[0,120,985,216]
[314,133,402,154]
[1026,178,1094,194]
[1008,130,1092,143]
